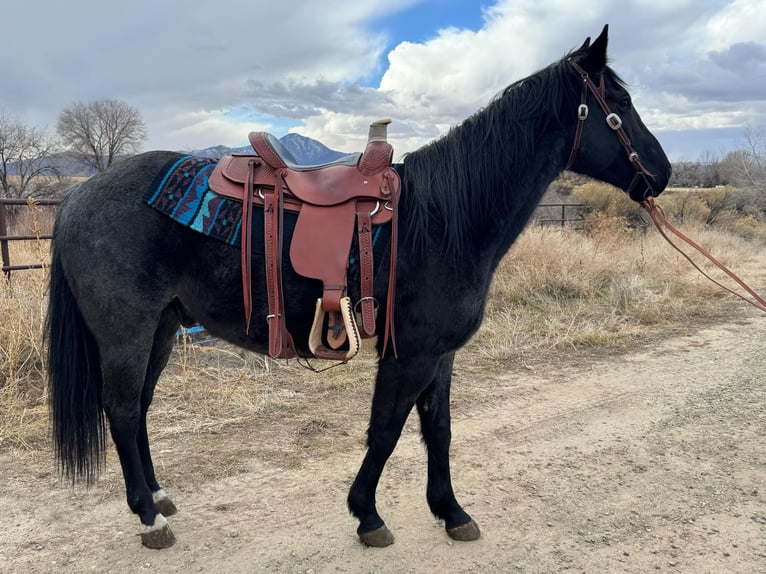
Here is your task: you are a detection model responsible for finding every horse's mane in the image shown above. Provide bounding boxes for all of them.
[400,50,617,259]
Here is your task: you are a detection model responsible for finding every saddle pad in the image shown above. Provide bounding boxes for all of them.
[145,155,391,267]
[146,156,246,246]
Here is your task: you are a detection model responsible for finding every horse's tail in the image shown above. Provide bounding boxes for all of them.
[45,240,106,483]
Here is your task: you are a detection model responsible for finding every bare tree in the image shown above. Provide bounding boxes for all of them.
[721,124,766,188]
[0,110,60,199]
[57,99,147,173]
[669,160,702,187]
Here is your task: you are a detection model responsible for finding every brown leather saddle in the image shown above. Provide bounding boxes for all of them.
[208,120,400,361]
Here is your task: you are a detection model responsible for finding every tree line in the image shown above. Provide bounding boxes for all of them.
[0,99,145,199]
[670,128,766,190]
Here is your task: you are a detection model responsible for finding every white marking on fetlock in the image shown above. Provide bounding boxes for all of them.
[142,513,168,533]
[152,489,168,504]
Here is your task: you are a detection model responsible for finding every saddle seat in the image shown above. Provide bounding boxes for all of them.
[208,120,400,362]
[250,132,362,171]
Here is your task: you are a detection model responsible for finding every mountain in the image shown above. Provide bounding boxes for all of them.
[188,144,237,159]
[6,134,345,178]
[5,153,99,177]
[279,133,347,164]
[189,133,347,165]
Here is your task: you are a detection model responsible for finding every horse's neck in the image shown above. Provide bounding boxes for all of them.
[401,120,568,272]
[485,132,568,266]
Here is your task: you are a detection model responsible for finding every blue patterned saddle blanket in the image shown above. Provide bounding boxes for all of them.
[146,155,245,245]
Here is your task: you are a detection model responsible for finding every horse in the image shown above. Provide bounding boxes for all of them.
[45,25,671,549]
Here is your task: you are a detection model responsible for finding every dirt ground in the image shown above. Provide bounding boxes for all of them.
[2,310,765,573]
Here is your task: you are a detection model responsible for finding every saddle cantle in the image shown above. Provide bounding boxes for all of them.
[208,119,400,362]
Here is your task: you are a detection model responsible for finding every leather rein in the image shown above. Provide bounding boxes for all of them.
[565,60,766,314]
[640,198,766,313]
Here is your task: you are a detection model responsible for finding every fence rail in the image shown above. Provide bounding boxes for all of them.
[533,202,589,227]
[1,199,589,277]
[0,198,60,277]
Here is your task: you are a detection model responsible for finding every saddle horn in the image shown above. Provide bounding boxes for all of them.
[368,118,392,142]
[359,119,394,176]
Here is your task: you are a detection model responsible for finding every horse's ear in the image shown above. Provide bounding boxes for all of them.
[577,37,591,52]
[580,24,608,73]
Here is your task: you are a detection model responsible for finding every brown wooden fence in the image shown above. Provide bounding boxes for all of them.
[0,198,60,277]
[1,200,588,277]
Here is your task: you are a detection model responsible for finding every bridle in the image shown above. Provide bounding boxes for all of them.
[564,61,766,314]
[565,60,657,203]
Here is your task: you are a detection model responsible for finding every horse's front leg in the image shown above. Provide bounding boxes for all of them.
[347,355,438,547]
[416,352,480,541]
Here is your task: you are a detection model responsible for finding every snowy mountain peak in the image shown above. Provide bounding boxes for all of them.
[189,133,347,164]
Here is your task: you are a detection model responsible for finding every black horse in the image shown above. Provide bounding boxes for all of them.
[46,26,671,549]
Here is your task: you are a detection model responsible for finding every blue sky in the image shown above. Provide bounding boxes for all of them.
[374,0,487,60]
[2,0,764,161]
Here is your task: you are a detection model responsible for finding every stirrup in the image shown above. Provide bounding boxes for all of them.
[308,297,360,361]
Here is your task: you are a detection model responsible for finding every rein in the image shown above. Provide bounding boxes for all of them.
[565,60,766,314]
[640,197,766,313]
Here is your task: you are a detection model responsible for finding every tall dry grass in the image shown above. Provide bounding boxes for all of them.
[0,207,52,449]
[1,198,765,451]
[470,219,763,368]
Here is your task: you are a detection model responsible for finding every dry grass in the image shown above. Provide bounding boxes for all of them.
[1,198,765,454]
[469,219,762,369]
[0,258,50,449]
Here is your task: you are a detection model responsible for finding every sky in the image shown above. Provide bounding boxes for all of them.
[3,0,765,161]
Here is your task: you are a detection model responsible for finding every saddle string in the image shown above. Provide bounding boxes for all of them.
[242,161,255,332]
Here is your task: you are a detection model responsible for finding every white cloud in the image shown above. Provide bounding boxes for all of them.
[1,0,763,159]
[299,0,762,156]
[706,0,766,50]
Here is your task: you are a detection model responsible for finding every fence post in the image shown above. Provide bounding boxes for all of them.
[0,201,10,278]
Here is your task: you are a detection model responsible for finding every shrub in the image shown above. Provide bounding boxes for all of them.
[571,181,644,227]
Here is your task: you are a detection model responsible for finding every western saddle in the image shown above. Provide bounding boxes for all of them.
[208,120,400,361]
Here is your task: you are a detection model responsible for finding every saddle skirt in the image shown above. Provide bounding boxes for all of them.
[208,120,400,362]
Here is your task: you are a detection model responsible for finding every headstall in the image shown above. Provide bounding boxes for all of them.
[565,60,657,202]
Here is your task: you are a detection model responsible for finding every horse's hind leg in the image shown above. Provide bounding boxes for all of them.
[415,352,480,541]
[137,304,182,518]
[100,322,176,549]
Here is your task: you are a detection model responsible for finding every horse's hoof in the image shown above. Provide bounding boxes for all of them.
[446,519,481,541]
[155,497,178,517]
[140,515,176,549]
[358,525,395,547]
[152,490,178,517]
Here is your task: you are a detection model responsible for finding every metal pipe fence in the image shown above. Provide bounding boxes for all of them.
[0,198,60,277]
[533,202,589,228]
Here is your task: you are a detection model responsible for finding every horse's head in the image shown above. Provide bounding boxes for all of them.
[564,25,671,202]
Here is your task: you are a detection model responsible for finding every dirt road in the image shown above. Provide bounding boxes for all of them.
[2,314,765,573]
